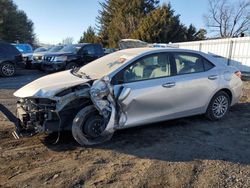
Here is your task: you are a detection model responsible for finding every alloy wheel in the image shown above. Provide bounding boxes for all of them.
[212,95,229,118]
[1,63,15,76]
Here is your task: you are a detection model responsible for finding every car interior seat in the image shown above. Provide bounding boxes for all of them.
[193,58,204,72]
[150,55,170,78]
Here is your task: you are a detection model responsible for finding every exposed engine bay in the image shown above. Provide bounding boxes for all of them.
[13,76,123,145]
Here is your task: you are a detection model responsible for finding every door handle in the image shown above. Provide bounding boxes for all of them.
[162,82,175,88]
[208,75,218,80]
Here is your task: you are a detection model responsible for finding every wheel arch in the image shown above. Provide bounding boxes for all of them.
[205,87,233,112]
[1,60,15,65]
[219,88,233,104]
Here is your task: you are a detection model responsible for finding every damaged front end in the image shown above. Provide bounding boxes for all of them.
[6,70,126,145]
[71,77,118,145]
[12,82,91,139]
[8,78,120,146]
[15,98,58,137]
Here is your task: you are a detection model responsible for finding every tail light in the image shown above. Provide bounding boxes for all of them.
[234,71,242,79]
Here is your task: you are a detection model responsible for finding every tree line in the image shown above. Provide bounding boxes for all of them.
[80,0,207,47]
[80,0,249,48]
[0,0,248,47]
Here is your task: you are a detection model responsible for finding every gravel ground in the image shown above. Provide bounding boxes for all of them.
[0,70,250,188]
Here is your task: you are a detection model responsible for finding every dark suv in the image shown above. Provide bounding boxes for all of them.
[39,43,104,72]
[0,42,23,77]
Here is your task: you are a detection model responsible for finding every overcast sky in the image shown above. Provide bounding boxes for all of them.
[13,0,209,44]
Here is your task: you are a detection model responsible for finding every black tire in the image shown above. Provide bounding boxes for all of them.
[206,91,230,121]
[65,62,77,70]
[0,62,16,77]
[72,105,113,146]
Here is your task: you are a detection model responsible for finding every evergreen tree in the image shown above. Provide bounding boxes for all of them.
[79,26,99,43]
[132,4,187,43]
[0,0,35,44]
[185,24,207,41]
[97,0,159,47]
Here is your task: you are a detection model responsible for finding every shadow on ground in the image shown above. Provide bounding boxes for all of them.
[43,102,250,165]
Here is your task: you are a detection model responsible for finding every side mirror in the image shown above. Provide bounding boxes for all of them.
[102,76,110,82]
[118,87,131,101]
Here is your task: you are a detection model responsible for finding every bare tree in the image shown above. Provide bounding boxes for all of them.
[204,0,250,37]
[62,37,74,45]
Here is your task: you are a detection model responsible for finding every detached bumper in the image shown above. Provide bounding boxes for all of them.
[0,104,34,139]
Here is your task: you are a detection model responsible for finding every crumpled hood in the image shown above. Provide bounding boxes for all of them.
[14,70,89,98]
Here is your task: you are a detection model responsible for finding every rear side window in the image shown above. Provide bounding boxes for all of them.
[203,58,214,71]
[173,53,214,75]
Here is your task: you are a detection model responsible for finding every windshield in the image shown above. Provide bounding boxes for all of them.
[48,46,64,52]
[34,47,47,53]
[14,44,33,53]
[59,45,82,53]
[75,51,137,79]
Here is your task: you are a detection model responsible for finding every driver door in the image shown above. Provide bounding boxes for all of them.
[112,52,179,128]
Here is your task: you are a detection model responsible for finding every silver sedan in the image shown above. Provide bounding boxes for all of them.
[13,48,243,145]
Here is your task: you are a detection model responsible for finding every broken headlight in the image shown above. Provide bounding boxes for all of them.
[90,81,109,100]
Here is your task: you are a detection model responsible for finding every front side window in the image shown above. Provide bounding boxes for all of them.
[122,53,171,83]
[173,53,206,75]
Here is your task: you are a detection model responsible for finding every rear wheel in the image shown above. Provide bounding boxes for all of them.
[0,62,16,77]
[72,105,113,146]
[206,91,230,120]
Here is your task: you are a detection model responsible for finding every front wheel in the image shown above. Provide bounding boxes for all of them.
[206,91,230,121]
[72,105,113,146]
[0,62,16,77]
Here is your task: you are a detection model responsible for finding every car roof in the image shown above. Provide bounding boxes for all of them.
[119,47,225,67]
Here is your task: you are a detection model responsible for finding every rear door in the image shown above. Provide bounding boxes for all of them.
[167,52,219,115]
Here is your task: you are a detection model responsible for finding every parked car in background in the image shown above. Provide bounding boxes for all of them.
[32,47,50,64]
[0,42,23,77]
[32,45,64,70]
[34,47,48,53]
[118,39,148,49]
[39,43,104,72]
[103,48,117,55]
[11,48,242,145]
[12,43,33,69]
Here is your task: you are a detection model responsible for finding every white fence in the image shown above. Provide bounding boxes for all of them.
[174,37,250,73]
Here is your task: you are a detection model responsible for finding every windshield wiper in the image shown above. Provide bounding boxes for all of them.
[71,68,91,79]
[80,72,91,79]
